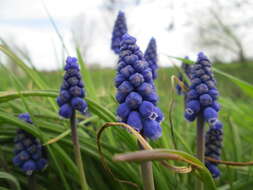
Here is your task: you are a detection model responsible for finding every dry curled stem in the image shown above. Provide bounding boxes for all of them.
[206,157,253,166]
[96,122,193,189]
[171,75,189,93]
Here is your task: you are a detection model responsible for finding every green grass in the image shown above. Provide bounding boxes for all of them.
[0,45,253,190]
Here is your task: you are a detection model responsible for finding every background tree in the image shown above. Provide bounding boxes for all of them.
[193,0,253,63]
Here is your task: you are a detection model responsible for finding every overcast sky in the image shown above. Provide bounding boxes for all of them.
[0,0,238,70]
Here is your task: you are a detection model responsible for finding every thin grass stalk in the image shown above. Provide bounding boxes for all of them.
[138,141,155,190]
[28,174,37,190]
[70,110,89,190]
[196,115,205,190]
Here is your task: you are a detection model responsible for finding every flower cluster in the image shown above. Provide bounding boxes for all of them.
[184,52,220,123]
[205,121,223,178]
[115,33,164,140]
[57,56,88,118]
[111,11,128,54]
[13,113,47,175]
[184,52,223,178]
[144,38,158,79]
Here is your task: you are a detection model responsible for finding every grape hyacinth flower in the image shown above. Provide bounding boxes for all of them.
[57,56,89,190]
[115,33,164,140]
[13,113,47,176]
[184,52,220,124]
[184,52,223,179]
[57,56,88,118]
[205,121,223,178]
[115,33,163,190]
[144,37,158,79]
[111,11,128,54]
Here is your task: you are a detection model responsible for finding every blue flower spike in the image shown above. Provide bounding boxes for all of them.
[13,113,48,175]
[115,33,164,140]
[205,121,223,178]
[111,11,128,54]
[58,57,90,189]
[184,52,223,178]
[57,56,88,118]
[184,52,219,123]
[144,37,159,80]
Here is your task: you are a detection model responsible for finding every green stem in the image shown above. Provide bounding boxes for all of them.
[70,110,89,190]
[138,141,155,190]
[196,115,205,190]
[28,174,37,190]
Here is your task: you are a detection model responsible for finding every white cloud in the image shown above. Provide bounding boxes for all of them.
[0,0,250,70]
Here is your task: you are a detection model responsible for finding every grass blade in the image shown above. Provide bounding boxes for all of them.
[0,171,21,190]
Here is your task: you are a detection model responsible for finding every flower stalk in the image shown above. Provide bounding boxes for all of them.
[138,141,155,190]
[196,115,205,190]
[196,115,205,163]
[28,174,37,190]
[70,110,89,190]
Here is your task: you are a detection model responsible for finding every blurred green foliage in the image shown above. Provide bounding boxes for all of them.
[0,51,253,189]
